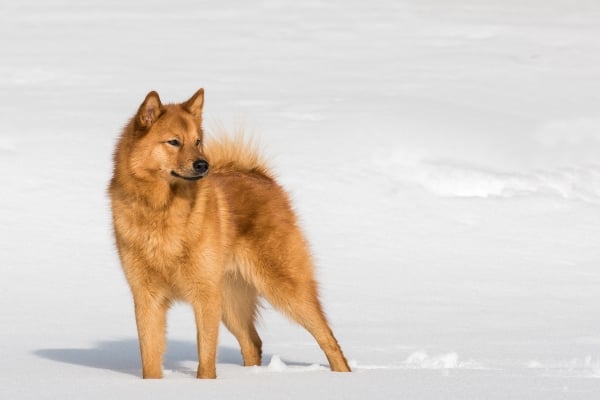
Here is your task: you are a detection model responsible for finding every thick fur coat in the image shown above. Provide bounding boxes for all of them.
[109,89,350,379]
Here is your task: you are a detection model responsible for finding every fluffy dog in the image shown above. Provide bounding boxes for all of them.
[109,89,350,378]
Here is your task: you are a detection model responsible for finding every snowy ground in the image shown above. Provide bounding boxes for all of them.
[1,0,600,398]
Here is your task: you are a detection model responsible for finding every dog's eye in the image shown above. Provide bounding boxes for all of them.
[167,139,181,147]
[195,139,202,146]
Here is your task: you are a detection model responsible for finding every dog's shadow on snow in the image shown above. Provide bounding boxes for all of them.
[34,338,269,377]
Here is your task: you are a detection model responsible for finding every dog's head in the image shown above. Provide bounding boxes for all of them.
[128,89,209,183]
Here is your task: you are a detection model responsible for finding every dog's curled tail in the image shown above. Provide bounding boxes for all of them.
[204,130,274,179]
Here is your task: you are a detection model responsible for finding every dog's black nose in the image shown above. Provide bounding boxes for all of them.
[193,159,209,175]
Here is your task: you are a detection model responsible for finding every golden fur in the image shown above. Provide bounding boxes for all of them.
[109,88,350,379]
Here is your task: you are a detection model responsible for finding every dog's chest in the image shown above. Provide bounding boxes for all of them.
[116,201,193,269]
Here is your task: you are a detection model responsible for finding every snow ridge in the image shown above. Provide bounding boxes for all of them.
[527,356,600,378]
[350,351,483,371]
[252,355,328,373]
[403,351,482,370]
[376,153,600,203]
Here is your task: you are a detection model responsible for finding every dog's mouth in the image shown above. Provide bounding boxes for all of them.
[170,170,205,181]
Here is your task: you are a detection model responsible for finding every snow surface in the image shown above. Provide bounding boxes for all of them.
[1,0,600,398]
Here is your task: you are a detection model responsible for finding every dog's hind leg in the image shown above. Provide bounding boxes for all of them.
[221,273,262,366]
[258,259,351,372]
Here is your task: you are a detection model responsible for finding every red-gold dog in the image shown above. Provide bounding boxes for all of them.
[109,89,350,378]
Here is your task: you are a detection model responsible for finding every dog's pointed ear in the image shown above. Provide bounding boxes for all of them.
[136,91,163,130]
[183,88,204,122]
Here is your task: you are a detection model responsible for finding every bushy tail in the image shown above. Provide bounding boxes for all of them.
[204,127,274,179]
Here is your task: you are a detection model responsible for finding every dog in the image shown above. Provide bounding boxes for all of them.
[109,88,351,379]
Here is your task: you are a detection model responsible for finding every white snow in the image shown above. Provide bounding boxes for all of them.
[2,0,600,399]
[403,351,477,370]
[258,355,326,373]
[527,356,600,379]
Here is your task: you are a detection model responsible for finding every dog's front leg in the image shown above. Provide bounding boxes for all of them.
[192,284,222,379]
[132,289,169,379]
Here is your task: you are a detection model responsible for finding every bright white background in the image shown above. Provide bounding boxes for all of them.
[1,1,599,398]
